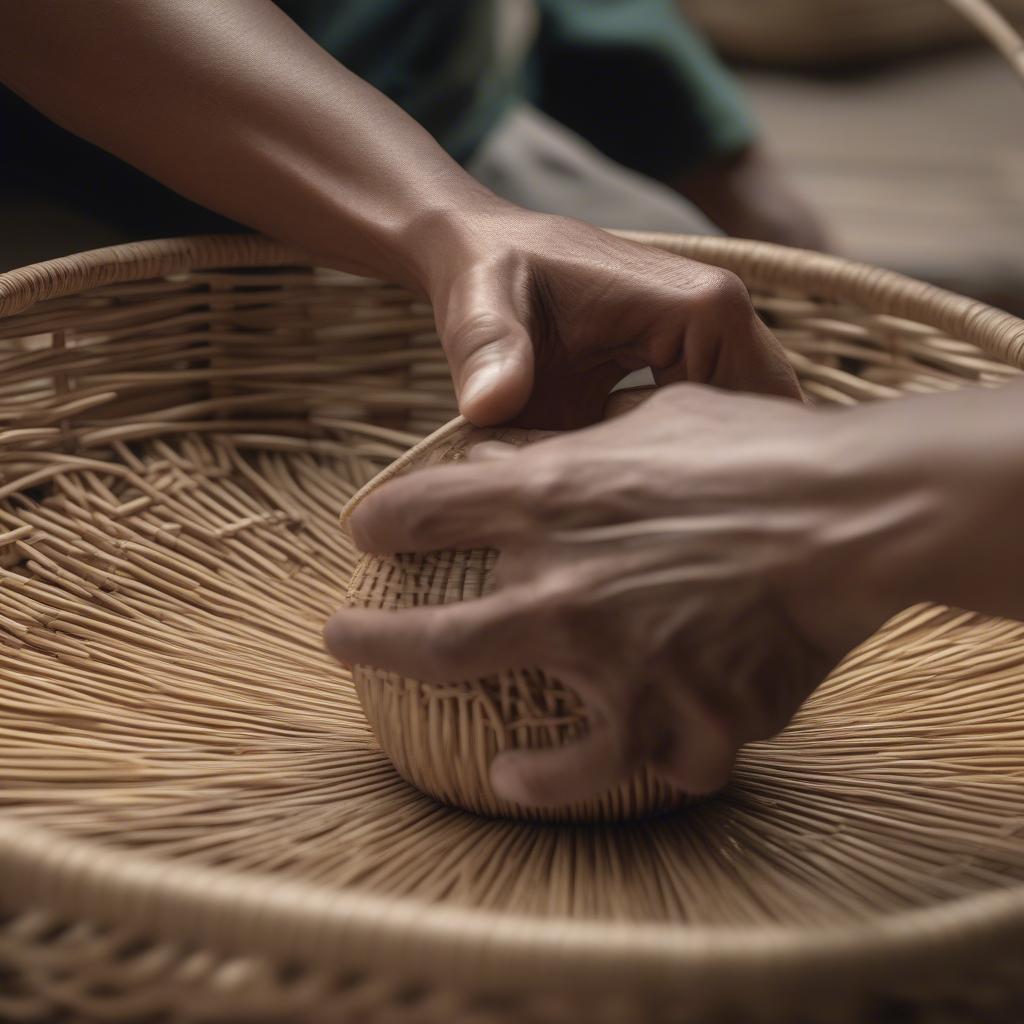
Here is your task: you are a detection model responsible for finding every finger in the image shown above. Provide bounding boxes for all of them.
[489,667,638,808]
[348,462,526,553]
[490,723,635,809]
[653,314,801,402]
[650,693,738,796]
[710,316,802,401]
[746,317,803,401]
[441,267,535,426]
[649,320,717,390]
[323,588,541,682]
[603,386,657,419]
[511,361,625,431]
[467,440,519,463]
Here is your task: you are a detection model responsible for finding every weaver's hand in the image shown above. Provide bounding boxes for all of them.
[421,208,801,429]
[675,143,830,252]
[326,385,910,807]
[0,3,797,432]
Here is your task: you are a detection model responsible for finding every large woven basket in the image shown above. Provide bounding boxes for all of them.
[1,233,1023,1022]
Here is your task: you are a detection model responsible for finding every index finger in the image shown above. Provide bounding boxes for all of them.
[347,461,529,553]
[324,585,543,681]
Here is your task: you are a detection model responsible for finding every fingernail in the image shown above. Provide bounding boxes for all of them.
[459,365,502,413]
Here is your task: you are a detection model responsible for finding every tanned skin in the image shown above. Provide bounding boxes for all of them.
[5,1,1012,808]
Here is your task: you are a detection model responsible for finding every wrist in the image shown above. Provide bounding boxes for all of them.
[775,404,939,654]
[390,192,523,296]
[845,383,1024,621]
[329,178,518,298]
[674,144,760,230]
[291,150,509,294]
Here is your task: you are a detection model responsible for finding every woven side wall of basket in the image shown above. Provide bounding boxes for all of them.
[344,417,686,822]
[0,233,1023,1023]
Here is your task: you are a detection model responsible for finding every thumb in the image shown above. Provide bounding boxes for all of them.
[439,272,535,426]
[490,724,634,809]
[489,671,637,809]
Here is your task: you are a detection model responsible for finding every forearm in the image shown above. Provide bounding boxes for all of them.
[0,0,497,289]
[829,380,1024,624]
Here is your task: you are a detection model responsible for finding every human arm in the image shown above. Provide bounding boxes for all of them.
[530,0,828,250]
[324,380,1024,805]
[0,0,799,428]
[674,142,830,251]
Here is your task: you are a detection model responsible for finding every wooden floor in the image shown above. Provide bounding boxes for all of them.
[745,48,1024,311]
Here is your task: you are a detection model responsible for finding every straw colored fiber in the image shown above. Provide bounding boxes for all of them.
[0,234,1022,1022]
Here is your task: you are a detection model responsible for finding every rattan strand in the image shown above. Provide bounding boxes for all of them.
[0,234,1022,1022]
[947,0,1024,81]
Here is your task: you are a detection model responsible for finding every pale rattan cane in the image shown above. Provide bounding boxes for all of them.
[0,233,1022,1022]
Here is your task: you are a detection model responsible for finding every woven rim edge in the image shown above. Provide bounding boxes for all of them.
[0,819,1021,995]
[2,231,1023,991]
[3,232,1023,369]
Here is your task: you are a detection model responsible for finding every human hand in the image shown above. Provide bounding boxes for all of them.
[412,206,801,429]
[326,385,909,808]
[675,143,830,252]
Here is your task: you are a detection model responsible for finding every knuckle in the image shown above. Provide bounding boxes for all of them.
[521,461,572,522]
[691,268,751,317]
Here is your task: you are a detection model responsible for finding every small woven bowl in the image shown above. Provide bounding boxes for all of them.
[342,409,687,821]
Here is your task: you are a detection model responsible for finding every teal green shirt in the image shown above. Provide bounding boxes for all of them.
[279,0,516,165]
[281,0,756,178]
[529,0,757,179]
[0,0,756,240]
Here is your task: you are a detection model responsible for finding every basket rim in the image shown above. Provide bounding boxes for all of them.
[2,232,1023,991]
[340,415,470,528]
[0,818,1021,995]
[2,231,1024,371]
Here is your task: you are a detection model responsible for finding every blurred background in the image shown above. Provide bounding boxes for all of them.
[3,0,1023,313]
[684,0,1024,313]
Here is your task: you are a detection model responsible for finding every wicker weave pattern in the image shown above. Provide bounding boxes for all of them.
[0,234,1022,1021]
[347,420,685,821]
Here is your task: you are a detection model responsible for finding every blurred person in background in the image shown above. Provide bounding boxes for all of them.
[1,0,827,248]
[489,0,828,247]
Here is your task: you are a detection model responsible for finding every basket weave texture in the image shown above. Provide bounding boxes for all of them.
[345,418,686,822]
[0,233,1023,1023]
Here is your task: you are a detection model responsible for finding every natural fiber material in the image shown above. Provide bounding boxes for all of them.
[0,233,1022,1022]
[946,0,1024,81]
[345,418,685,821]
